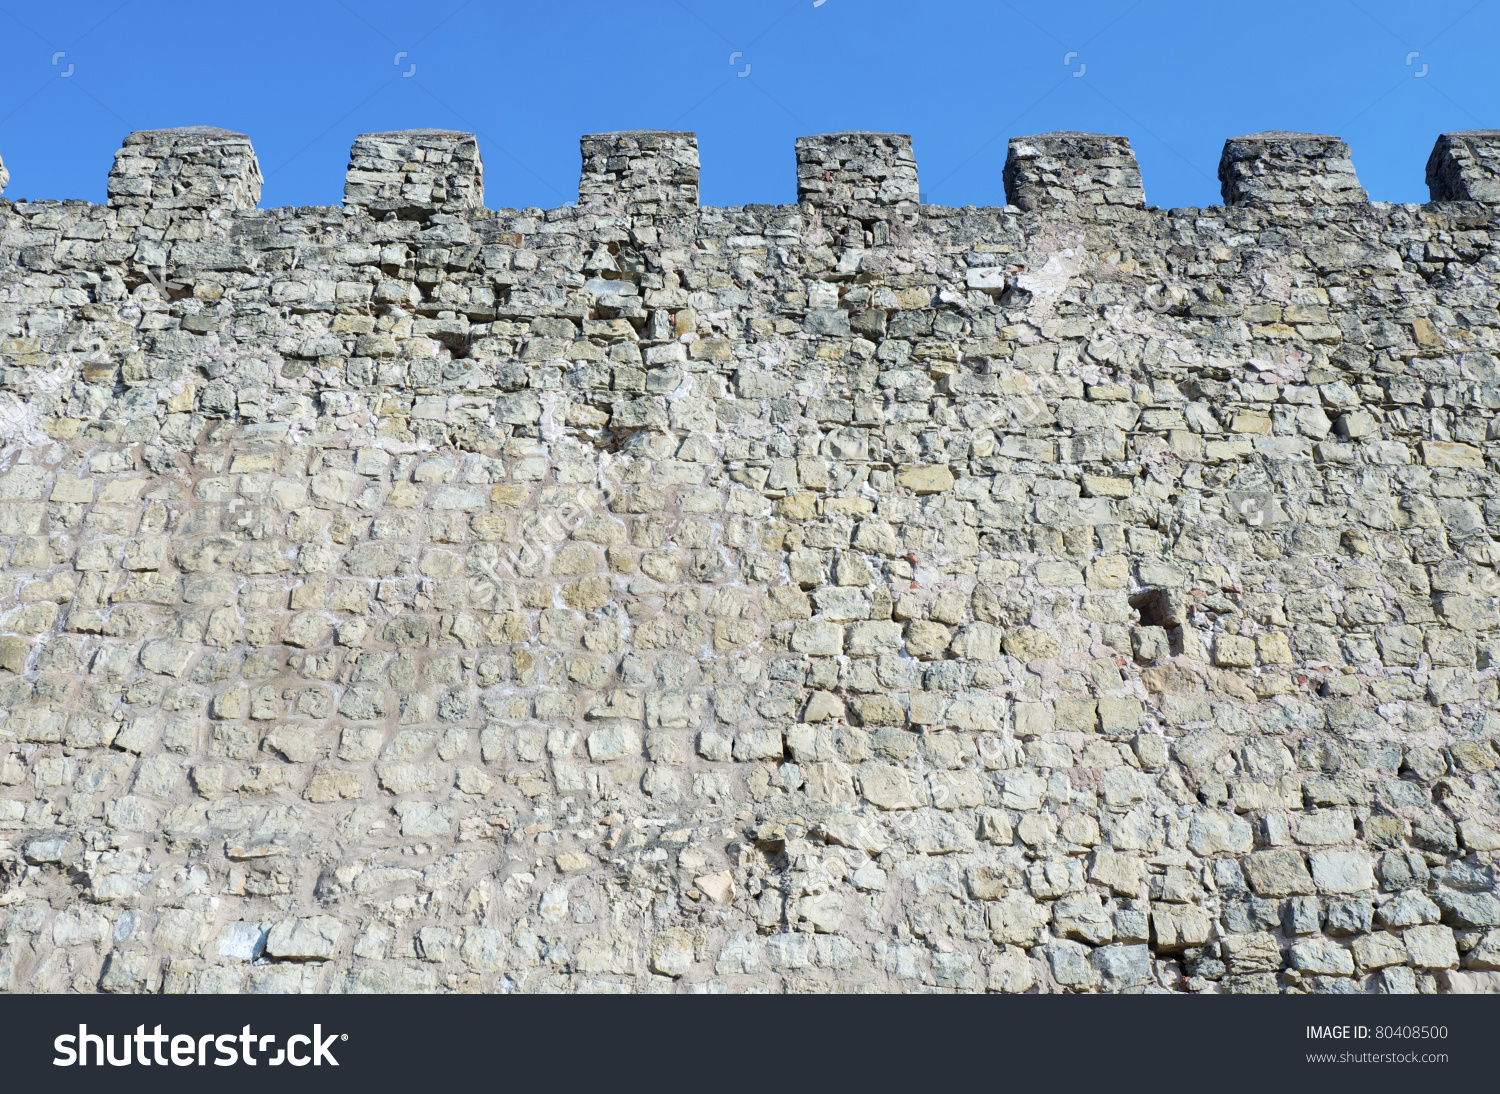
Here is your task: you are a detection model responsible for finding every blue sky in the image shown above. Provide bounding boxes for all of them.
[0,0,1495,211]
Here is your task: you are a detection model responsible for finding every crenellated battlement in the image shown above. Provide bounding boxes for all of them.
[1427,130,1500,203]
[5,125,1500,217]
[578,131,699,217]
[795,131,919,212]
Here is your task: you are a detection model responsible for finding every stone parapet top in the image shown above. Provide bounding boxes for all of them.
[1427,130,1500,203]
[1003,132,1145,219]
[344,129,484,220]
[578,130,700,216]
[795,131,919,210]
[5,127,1500,216]
[1219,131,1367,210]
[106,126,262,214]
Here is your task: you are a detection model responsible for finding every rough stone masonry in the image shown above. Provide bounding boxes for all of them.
[0,123,1499,995]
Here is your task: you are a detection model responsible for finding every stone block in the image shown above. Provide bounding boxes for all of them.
[1427,131,1500,203]
[265,915,343,960]
[1291,938,1355,976]
[1243,850,1316,896]
[1403,924,1459,969]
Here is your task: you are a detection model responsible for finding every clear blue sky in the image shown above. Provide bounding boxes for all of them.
[0,0,1495,211]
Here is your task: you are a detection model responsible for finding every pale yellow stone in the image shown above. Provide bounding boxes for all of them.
[1256,632,1293,664]
[1086,555,1128,589]
[1230,411,1272,434]
[905,620,952,660]
[386,482,421,507]
[803,691,845,723]
[1082,474,1133,498]
[9,602,56,634]
[49,474,93,503]
[1090,851,1145,895]
[97,478,146,504]
[1168,430,1204,461]
[1422,440,1483,467]
[896,464,955,494]
[695,870,736,903]
[1205,437,1253,460]
[1411,316,1442,349]
[490,484,528,507]
[822,496,874,517]
[775,492,818,520]
[304,767,362,803]
[1214,633,1256,667]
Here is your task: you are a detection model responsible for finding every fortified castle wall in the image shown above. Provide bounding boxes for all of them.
[1,124,1500,994]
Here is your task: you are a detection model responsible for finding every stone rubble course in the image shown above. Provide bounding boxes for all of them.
[0,124,1498,995]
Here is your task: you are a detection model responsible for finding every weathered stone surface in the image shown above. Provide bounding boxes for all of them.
[1187,811,1252,855]
[796,132,917,209]
[1004,132,1145,217]
[581,131,698,215]
[107,126,262,213]
[0,125,1494,998]
[1404,924,1459,969]
[1310,850,1375,894]
[1244,851,1316,897]
[266,916,343,961]
[1290,937,1355,976]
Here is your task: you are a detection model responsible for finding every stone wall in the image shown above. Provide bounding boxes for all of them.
[0,125,1498,995]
